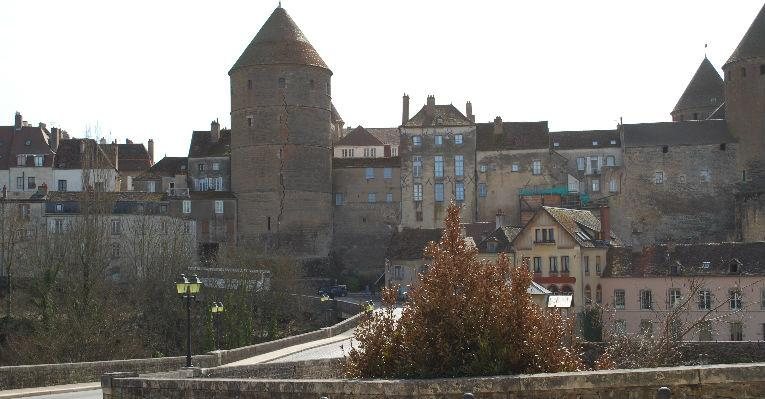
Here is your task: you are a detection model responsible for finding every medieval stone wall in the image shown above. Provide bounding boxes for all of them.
[612,142,738,248]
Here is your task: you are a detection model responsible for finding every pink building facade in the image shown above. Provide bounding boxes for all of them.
[601,243,765,341]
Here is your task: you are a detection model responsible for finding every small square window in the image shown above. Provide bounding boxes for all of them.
[335,193,345,205]
[454,134,463,145]
[610,139,617,145]
[212,162,220,171]
[512,163,520,172]
[592,140,598,146]
[412,136,422,147]
[479,164,487,173]
[553,142,560,147]
[367,192,376,203]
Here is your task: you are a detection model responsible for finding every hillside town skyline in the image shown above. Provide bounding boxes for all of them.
[1,1,763,158]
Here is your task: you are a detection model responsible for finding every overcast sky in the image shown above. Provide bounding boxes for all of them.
[1,1,762,158]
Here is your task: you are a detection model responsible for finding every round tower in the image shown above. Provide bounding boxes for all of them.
[723,3,765,176]
[230,6,333,257]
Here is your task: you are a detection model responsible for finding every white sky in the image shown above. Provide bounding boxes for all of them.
[1,1,762,158]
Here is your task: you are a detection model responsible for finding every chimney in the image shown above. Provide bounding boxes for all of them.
[147,139,155,165]
[99,137,106,145]
[495,209,506,229]
[125,138,133,144]
[38,122,46,131]
[211,119,221,143]
[599,205,610,241]
[466,101,474,122]
[402,94,410,125]
[14,112,22,131]
[426,95,436,107]
[49,127,61,151]
[493,116,503,136]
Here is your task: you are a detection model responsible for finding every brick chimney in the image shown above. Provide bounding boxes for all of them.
[147,139,154,165]
[493,116,503,136]
[466,101,475,122]
[211,119,221,143]
[402,94,410,125]
[495,209,506,229]
[14,112,22,131]
[425,95,436,118]
[599,205,610,241]
[49,127,61,151]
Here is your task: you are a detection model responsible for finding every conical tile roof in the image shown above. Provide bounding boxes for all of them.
[673,58,724,113]
[230,7,328,72]
[726,3,765,66]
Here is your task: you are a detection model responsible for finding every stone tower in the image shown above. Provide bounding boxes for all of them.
[723,3,765,176]
[671,57,724,122]
[230,6,333,258]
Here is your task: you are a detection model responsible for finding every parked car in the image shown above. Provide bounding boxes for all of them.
[317,284,348,298]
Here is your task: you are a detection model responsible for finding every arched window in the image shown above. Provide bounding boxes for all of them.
[596,284,603,304]
[584,285,592,304]
[278,77,286,88]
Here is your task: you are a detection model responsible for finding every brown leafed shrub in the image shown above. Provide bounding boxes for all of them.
[346,203,583,378]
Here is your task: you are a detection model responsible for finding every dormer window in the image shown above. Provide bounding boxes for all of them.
[610,139,617,145]
[592,140,598,146]
[553,142,560,147]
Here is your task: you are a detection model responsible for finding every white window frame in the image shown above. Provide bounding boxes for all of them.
[609,179,617,192]
[454,134,463,145]
[655,171,664,184]
[576,157,586,171]
[367,192,376,203]
[182,200,191,214]
[214,200,224,214]
[413,183,423,202]
[614,289,626,309]
[212,162,220,171]
[412,156,422,177]
[455,155,464,177]
[34,155,44,167]
[412,135,422,147]
[386,192,393,203]
[668,288,682,308]
[532,160,541,175]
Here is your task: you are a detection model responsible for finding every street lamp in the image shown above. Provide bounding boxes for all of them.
[176,273,202,368]
[210,301,224,350]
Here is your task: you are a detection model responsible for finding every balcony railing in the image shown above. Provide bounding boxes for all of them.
[167,188,190,197]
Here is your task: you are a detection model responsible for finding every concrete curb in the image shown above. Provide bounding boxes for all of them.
[0,382,100,399]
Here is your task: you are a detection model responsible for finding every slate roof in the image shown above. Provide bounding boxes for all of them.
[725,3,765,66]
[188,130,231,158]
[535,206,620,248]
[367,128,400,147]
[707,102,726,120]
[0,125,55,168]
[620,120,734,147]
[102,143,152,173]
[477,226,523,253]
[189,191,237,200]
[476,121,550,151]
[230,7,328,71]
[335,126,383,146]
[46,191,167,202]
[673,58,724,114]
[54,139,117,170]
[603,242,765,278]
[386,228,443,260]
[550,130,620,150]
[403,105,473,128]
[332,156,400,168]
[135,156,188,180]
[461,221,496,243]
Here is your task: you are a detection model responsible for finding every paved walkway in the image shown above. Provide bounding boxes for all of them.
[0,383,100,399]
[222,328,357,366]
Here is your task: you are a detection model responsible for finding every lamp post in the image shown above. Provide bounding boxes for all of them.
[176,273,202,368]
[210,301,224,350]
